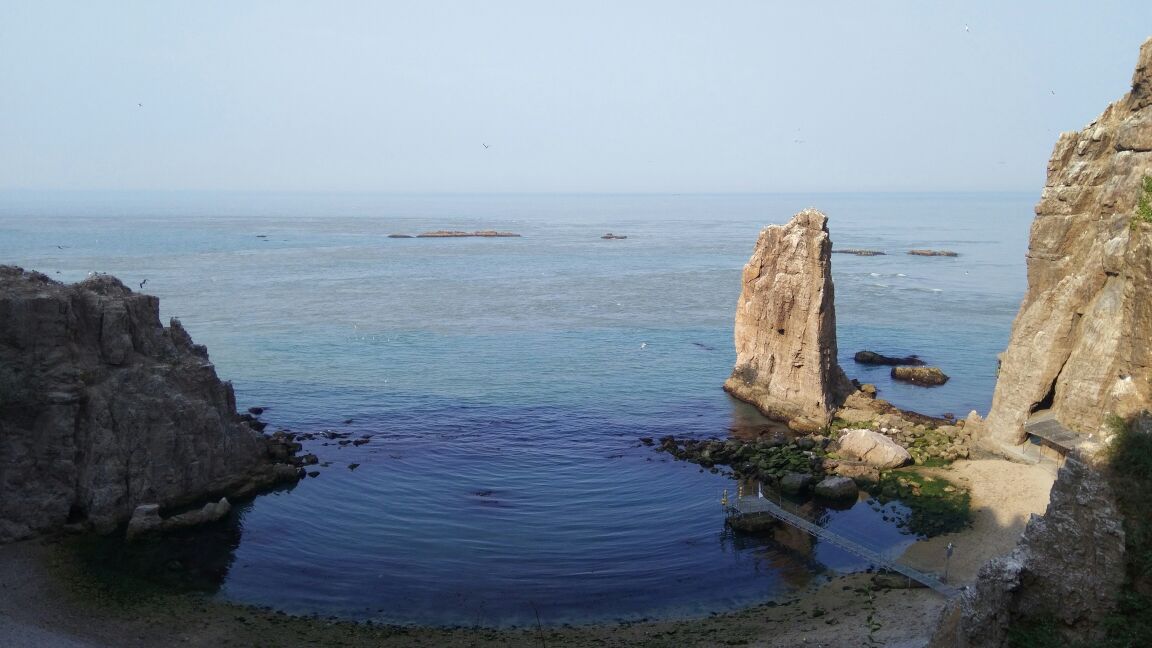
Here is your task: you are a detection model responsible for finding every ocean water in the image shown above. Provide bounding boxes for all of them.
[0,191,1033,626]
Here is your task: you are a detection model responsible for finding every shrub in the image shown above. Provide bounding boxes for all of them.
[1131,175,1152,228]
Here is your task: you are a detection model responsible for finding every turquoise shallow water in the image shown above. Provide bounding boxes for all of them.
[0,191,1032,626]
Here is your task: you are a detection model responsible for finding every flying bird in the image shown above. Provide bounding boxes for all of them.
[482,143,490,149]
[138,279,147,289]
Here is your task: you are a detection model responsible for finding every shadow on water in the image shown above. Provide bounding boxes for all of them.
[70,499,258,596]
[722,477,924,580]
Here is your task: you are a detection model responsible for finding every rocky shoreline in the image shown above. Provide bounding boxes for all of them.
[3,454,1055,647]
[0,266,305,543]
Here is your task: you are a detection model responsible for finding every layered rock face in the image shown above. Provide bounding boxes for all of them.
[0,266,299,541]
[724,209,852,432]
[983,37,1152,449]
[930,459,1126,647]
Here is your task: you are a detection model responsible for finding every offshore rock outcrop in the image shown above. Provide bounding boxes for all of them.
[982,37,1152,451]
[930,458,1126,647]
[724,209,853,432]
[0,266,301,542]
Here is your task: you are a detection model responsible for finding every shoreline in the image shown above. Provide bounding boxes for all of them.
[0,457,1054,647]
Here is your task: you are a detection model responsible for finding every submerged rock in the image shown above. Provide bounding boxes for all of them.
[723,209,853,432]
[831,248,886,256]
[0,266,301,542]
[907,249,959,257]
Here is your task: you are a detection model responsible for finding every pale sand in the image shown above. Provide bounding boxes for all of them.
[0,458,1054,648]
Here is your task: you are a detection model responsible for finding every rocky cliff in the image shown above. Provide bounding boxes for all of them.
[982,37,1152,451]
[930,458,1127,647]
[724,209,853,432]
[0,266,300,541]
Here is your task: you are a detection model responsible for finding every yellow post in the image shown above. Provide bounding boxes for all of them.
[721,489,729,508]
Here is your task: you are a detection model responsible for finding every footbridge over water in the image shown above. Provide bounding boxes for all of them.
[726,491,961,599]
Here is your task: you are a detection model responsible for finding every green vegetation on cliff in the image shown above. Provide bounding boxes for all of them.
[1132,175,1152,228]
[1011,415,1152,647]
[1098,415,1152,646]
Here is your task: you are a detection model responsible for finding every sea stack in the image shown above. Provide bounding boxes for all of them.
[981,36,1152,453]
[0,267,301,541]
[723,209,852,432]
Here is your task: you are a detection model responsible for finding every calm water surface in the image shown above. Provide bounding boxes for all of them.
[0,191,1032,625]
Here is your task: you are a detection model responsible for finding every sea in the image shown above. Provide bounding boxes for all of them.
[0,191,1033,627]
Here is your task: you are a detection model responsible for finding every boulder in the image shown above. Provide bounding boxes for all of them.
[0,267,301,542]
[780,472,814,495]
[830,461,881,483]
[982,36,1152,450]
[836,429,912,469]
[891,366,949,386]
[814,476,859,500]
[125,504,163,540]
[723,209,853,431]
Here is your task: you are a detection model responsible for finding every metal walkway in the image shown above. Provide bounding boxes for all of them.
[729,494,961,598]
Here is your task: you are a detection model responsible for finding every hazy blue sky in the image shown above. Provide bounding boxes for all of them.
[2,1,1150,193]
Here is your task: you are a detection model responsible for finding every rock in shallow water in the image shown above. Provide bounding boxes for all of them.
[814,476,859,500]
[723,209,853,432]
[853,350,925,366]
[891,366,949,386]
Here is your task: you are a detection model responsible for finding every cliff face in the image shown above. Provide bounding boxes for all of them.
[983,37,1152,449]
[723,209,852,432]
[0,266,299,541]
[930,459,1126,647]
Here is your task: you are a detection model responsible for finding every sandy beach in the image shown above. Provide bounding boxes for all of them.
[0,457,1054,648]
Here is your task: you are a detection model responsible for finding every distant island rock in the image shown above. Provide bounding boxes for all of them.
[387,234,413,238]
[831,248,886,256]
[0,266,303,542]
[601,233,628,240]
[907,249,959,257]
[414,230,521,238]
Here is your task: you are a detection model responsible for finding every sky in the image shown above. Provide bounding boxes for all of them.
[1,1,1150,193]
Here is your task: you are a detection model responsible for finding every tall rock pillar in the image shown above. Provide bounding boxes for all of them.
[982,37,1152,450]
[723,208,852,432]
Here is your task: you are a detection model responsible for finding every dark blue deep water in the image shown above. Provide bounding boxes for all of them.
[0,191,1032,626]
